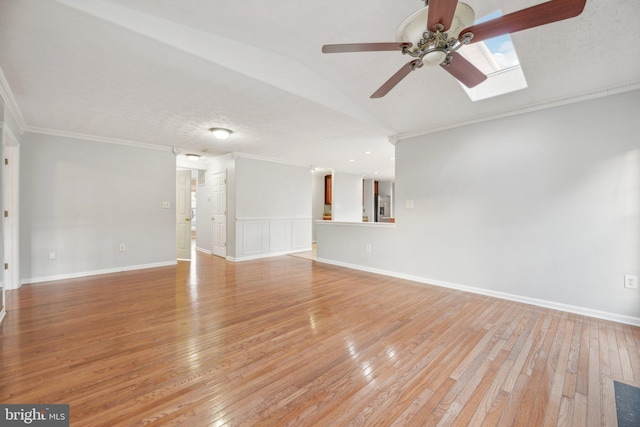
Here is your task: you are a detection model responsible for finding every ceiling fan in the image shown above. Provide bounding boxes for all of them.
[322,0,587,98]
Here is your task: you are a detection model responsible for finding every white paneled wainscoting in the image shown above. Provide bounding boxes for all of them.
[231,217,312,261]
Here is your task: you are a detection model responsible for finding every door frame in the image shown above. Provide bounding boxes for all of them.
[176,169,193,260]
[211,170,227,258]
[3,127,19,291]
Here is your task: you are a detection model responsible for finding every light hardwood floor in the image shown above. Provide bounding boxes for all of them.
[2,252,639,426]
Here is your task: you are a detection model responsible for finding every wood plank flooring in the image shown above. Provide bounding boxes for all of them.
[2,252,639,426]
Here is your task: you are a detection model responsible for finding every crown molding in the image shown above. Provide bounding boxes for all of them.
[2,123,20,147]
[233,152,311,169]
[396,80,640,142]
[210,152,235,161]
[24,126,174,152]
[0,65,27,132]
[0,62,173,153]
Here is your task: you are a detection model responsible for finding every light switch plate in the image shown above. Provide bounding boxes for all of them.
[162,201,171,209]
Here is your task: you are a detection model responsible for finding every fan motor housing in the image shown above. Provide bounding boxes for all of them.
[396,2,474,65]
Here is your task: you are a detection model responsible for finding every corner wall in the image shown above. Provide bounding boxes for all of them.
[20,133,177,283]
[232,156,311,260]
[318,90,640,324]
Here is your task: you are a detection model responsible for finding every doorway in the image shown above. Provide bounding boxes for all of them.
[177,168,227,260]
[211,171,226,258]
[176,169,192,260]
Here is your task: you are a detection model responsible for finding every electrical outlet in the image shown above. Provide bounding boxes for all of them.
[48,251,56,260]
[119,244,126,252]
[624,275,638,289]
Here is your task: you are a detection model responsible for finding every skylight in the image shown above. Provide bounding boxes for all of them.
[458,10,528,101]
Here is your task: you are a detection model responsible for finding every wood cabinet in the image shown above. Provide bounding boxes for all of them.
[324,174,332,205]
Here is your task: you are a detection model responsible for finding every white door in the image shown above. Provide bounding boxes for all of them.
[176,170,192,260]
[211,172,227,258]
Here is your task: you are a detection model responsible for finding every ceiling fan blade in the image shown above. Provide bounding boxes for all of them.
[459,0,586,44]
[322,42,412,54]
[440,52,487,88]
[427,0,459,32]
[371,59,422,99]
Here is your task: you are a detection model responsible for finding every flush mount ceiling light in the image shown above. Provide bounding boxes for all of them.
[186,154,201,162]
[209,127,233,140]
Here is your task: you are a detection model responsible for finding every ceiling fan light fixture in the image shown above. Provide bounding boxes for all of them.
[396,2,474,66]
[322,0,586,98]
[209,127,233,140]
[423,50,448,66]
[186,154,201,161]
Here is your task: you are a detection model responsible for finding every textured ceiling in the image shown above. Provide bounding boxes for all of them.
[1,0,639,181]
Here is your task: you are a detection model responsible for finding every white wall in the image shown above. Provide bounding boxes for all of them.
[235,156,310,218]
[317,90,640,325]
[311,172,325,241]
[232,155,311,260]
[20,133,177,283]
[363,179,374,222]
[332,171,363,222]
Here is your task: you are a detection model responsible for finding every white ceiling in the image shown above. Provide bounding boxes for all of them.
[1,0,639,180]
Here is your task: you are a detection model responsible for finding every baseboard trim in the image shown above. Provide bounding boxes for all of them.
[316,258,640,327]
[195,247,213,255]
[228,248,312,262]
[21,261,178,285]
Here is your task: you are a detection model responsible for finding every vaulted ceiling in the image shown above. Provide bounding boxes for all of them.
[1,0,639,180]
